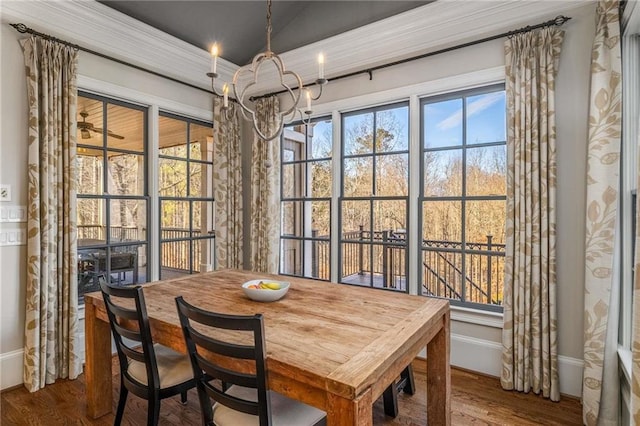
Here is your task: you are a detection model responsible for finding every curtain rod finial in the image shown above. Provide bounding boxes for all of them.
[10,23,28,33]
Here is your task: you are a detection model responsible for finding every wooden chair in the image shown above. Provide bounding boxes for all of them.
[382,365,415,418]
[175,296,326,426]
[100,283,195,426]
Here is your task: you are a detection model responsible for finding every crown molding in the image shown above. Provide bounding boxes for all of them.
[279,0,592,86]
[1,0,593,94]
[0,0,237,90]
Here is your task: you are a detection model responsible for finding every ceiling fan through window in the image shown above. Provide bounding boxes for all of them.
[77,111,124,140]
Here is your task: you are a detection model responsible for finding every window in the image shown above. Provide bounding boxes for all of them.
[340,102,409,291]
[76,93,148,302]
[280,118,332,280]
[420,84,506,310]
[158,113,215,279]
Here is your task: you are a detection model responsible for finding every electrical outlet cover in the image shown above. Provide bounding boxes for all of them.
[0,185,11,202]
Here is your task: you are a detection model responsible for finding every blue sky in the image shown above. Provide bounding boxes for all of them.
[424,91,506,148]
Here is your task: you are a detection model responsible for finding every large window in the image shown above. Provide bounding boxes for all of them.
[76,93,148,302]
[158,113,215,279]
[340,102,409,291]
[420,84,506,310]
[280,118,332,280]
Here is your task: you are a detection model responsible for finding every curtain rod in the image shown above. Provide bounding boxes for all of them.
[11,14,571,101]
[254,15,572,101]
[9,23,213,95]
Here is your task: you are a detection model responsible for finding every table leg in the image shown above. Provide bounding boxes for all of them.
[427,310,451,425]
[326,389,372,426]
[85,301,113,418]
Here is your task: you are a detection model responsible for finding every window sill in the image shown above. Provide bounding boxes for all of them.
[618,346,632,383]
[450,305,503,328]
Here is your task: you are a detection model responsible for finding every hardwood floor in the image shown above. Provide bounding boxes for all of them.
[1,358,582,425]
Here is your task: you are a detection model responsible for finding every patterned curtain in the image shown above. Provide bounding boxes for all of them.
[582,1,623,424]
[250,96,281,273]
[501,27,564,402]
[21,35,81,392]
[213,97,243,269]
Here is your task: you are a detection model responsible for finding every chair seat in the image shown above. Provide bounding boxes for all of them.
[212,385,326,426]
[127,344,193,389]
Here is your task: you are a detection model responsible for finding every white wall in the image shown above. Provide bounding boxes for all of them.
[0,24,30,390]
[291,2,596,396]
[0,22,211,389]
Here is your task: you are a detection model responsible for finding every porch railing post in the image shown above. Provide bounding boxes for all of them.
[312,229,318,278]
[382,230,388,288]
[358,225,364,275]
[486,235,493,304]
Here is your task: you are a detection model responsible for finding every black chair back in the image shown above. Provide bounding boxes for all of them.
[175,296,271,425]
[100,283,161,393]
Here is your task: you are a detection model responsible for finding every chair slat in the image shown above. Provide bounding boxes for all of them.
[121,344,146,363]
[196,353,258,389]
[113,321,143,343]
[190,326,255,360]
[104,300,139,321]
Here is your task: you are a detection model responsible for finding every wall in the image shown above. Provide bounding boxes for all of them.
[286,2,596,396]
[0,24,30,390]
[0,23,211,389]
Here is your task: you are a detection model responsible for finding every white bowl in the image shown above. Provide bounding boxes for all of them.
[242,280,290,302]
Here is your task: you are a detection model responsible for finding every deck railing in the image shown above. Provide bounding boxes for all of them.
[340,226,407,289]
[421,237,504,305]
[78,225,209,273]
[161,228,203,272]
[338,227,504,305]
[78,225,140,241]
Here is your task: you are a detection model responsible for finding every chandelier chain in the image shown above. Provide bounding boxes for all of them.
[266,0,272,53]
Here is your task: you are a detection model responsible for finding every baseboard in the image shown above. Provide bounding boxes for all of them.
[2,332,585,398]
[557,354,584,398]
[451,333,584,398]
[0,349,23,390]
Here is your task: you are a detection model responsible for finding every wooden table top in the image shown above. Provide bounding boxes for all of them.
[85,269,449,401]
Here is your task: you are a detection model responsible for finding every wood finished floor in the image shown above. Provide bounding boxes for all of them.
[1,358,582,425]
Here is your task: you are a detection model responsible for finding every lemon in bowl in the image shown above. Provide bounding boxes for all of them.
[242,279,290,302]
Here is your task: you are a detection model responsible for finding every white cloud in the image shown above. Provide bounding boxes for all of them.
[437,92,503,130]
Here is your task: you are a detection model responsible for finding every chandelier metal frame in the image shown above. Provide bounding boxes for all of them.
[207,0,327,141]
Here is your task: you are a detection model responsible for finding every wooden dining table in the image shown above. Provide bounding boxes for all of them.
[84,269,450,425]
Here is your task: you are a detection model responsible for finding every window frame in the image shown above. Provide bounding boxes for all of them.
[419,83,506,312]
[77,91,150,303]
[338,101,410,292]
[279,117,333,281]
[157,111,215,279]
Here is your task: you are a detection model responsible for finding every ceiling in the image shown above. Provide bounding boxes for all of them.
[97,1,431,66]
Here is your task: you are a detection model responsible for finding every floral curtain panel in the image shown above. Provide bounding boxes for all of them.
[582,1,623,424]
[21,35,81,392]
[213,97,243,269]
[250,96,281,273]
[501,26,564,402]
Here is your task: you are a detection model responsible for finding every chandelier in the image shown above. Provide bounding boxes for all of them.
[207,0,327,141]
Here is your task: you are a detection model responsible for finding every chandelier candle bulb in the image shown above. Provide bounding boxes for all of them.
[318,53,324,79]
[211,44,219,74]
[306,89,311,111]
[223,83,229,108]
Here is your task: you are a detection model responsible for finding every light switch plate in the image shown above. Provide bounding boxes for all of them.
[0,206,27,223]
[0,228,26,246]
[0,184,11,202]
